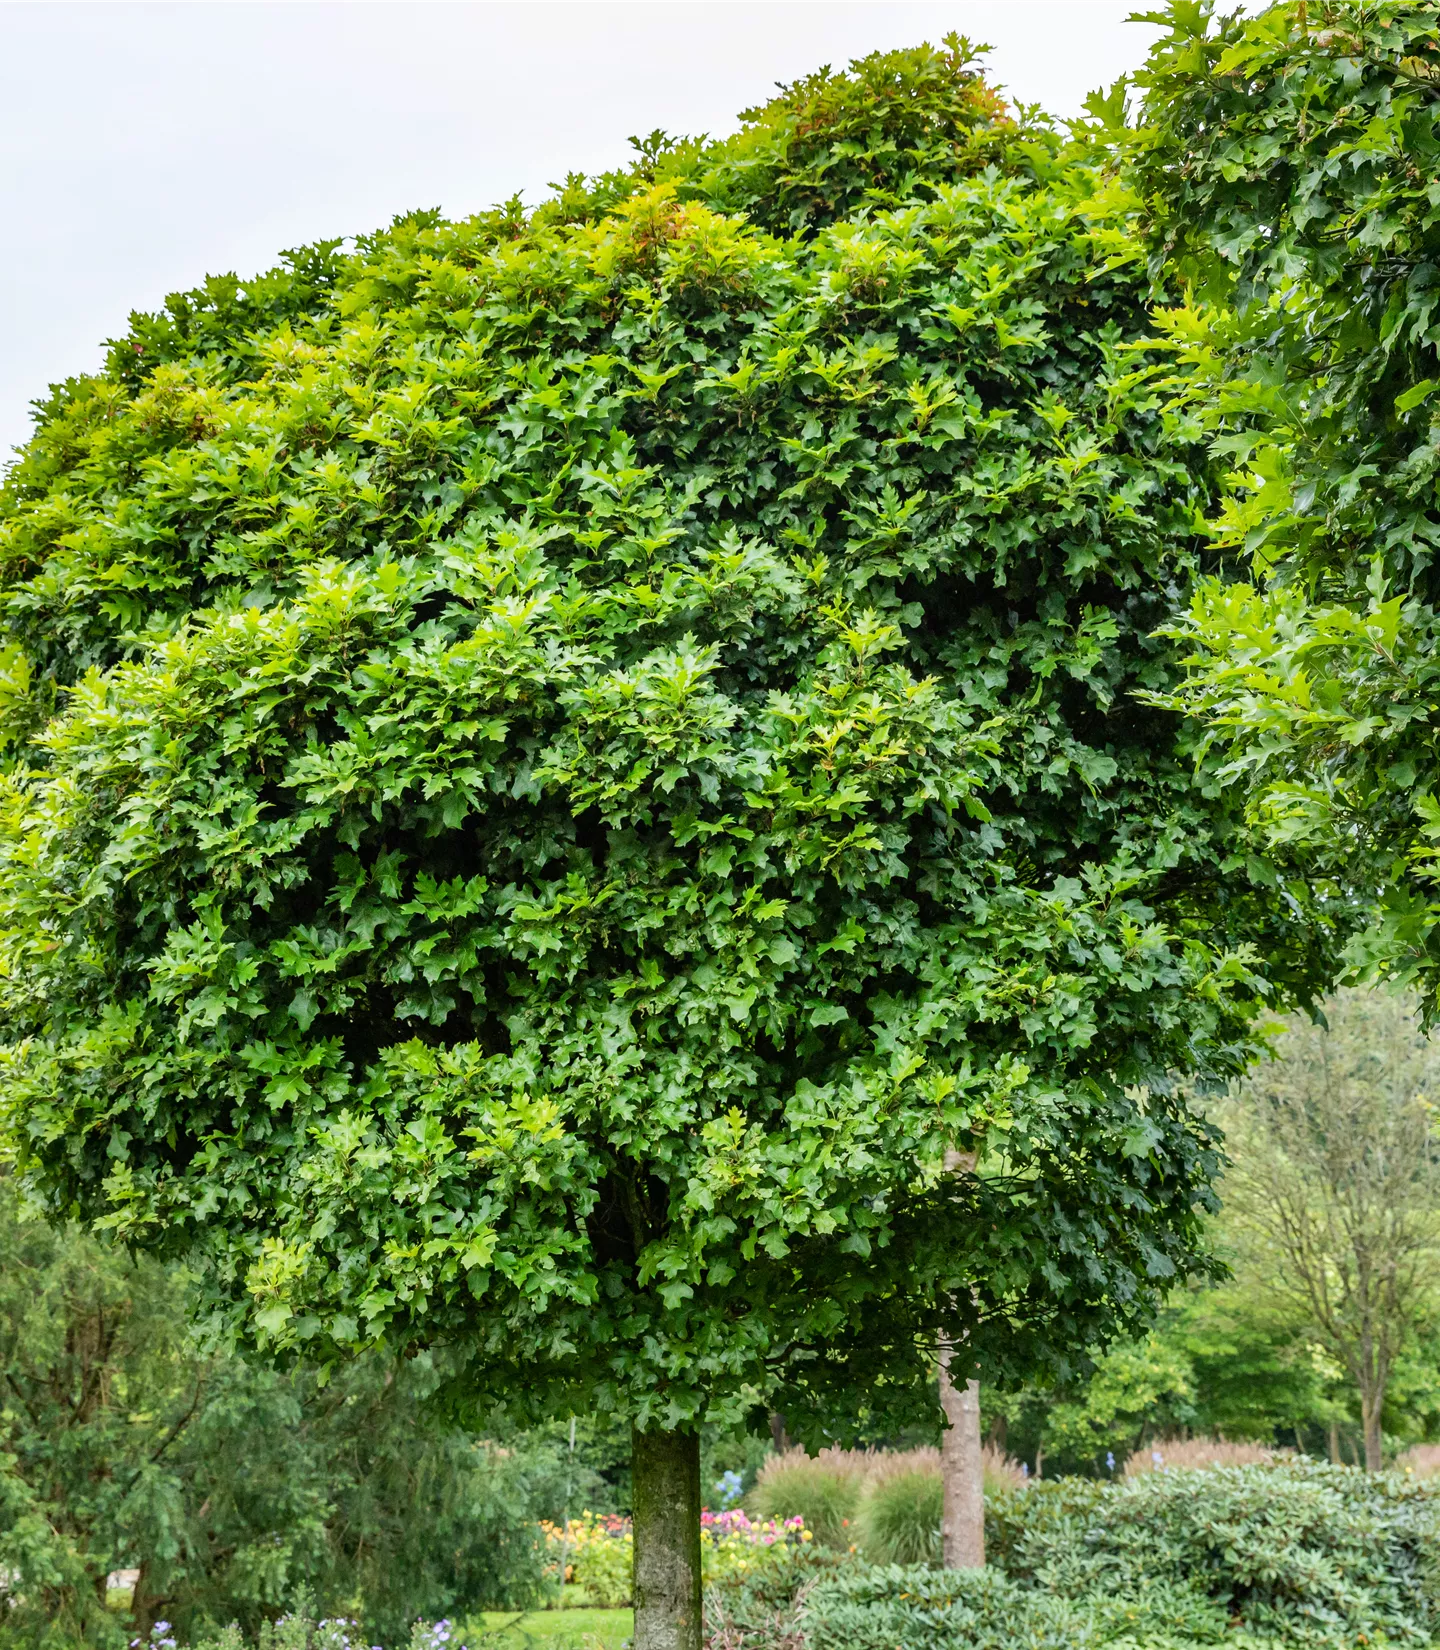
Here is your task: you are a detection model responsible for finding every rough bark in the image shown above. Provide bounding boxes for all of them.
[938,1146,984,1568]
[632,1425,703,1650]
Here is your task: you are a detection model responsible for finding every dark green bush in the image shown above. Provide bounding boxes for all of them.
[983,1476,1106,1577]
[780,1463,1440,1649]
[998,1462,1439,1643]
[802,1564,1226,1650]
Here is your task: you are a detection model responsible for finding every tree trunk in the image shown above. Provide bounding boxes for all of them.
[1360,1392,1384,1471]
[939,1356,985,1568]
[1328,1421,1340,1464]
[938,1146,984,1568]
[632,1425,703,1650]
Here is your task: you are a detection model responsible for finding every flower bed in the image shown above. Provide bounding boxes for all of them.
[542,1509,810,1607]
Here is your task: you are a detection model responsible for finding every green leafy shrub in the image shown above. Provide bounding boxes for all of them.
[749,1452,864,1548]
[996,1461,1440,1644]
[764,1462,1440,1647]
[801,1563,1226,1650]
[982,1476,1104,1581]
[856,1468,942,1566]
[544,1513,633,1608]
[703,1544,851,1650]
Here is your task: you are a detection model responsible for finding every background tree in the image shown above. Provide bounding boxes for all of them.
[1164,1273,1346,1456]
[1218,987,1440,1469]
[1099,0,1440,994]
[0,1173,558,1648]
[0,38,1333,1644]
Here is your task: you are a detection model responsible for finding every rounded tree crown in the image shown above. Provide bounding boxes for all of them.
[0,39,1327,1435]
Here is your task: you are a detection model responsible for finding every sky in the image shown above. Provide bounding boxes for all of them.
[1,1,1187,462]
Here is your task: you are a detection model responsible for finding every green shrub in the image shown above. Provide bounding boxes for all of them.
[773,1462,1440,1648]
[703,1544,851,1649]
[995,1461,1440,1644]
[857,1468,942,1566]
[147,1604,482,1650]
[802,1564,1227,1650]
[749,1453,863,1548]
[983,1477,1106,1578]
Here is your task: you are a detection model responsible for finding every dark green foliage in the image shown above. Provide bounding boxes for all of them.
[802,1564,1223,1650]
[855,1469,942,1566]
[989,1462,1440,1643]
[0,1178,554,1648]
[1102,2,1440,988]
[1161,1287,1332,1448]
[752,1464,1440,1648]
[0,40,1330,1451]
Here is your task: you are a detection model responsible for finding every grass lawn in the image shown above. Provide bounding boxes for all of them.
[463,1608,632,1649]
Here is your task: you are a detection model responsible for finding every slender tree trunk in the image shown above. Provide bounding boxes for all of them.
[127,1562,156,1642]
[632,1425,702,1650]
[768,1411,791,1453]
[939,1356,984,1567]
[1328,1421,1340,1464]
[1360,1391,1384,1471]
[938,1147,984,1568]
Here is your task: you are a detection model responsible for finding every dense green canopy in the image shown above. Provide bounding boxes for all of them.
[0,39,1327,1441]
[1112,0,1440,992]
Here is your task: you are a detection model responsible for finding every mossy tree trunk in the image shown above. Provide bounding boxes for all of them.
[632,1425,702,1650]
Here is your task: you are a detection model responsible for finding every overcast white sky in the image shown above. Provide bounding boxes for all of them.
[2,2,1186,462]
